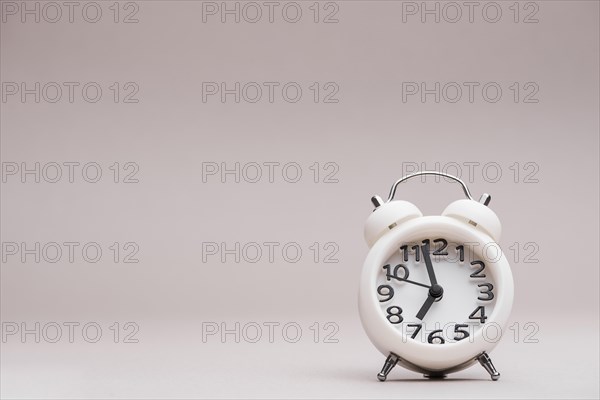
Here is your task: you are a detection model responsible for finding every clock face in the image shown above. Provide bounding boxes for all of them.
[376,237,497,345]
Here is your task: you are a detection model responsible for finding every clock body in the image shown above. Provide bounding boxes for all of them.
[359,214,514,373]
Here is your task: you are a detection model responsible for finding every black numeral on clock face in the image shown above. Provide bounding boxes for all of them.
[470,261,486,278]
[407,324,422,339]
[383,264,409,281]
[400,244,421,262]
[377,285,394,302]
[469,306,487,323]
[432,239,448,256]
[453,324,470,341]
[456,245,465,262]
[427,329,445,344]
[399,245,409,262]
[400,244,420,262]
[386,306,404,324]
[477,283,494,301]
[411,245,420,261]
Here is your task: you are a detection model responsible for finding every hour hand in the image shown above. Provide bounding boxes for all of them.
[416,295,435,320]
[415,284,444,320]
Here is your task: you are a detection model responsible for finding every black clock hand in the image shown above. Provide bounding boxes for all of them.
[421,240,438,286]
[386,274,431,289]
[415,284,444,320]
[416,295,436,320]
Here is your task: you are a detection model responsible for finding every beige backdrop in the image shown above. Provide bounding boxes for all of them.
[1,1,599,398]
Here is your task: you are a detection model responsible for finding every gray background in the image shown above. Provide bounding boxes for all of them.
[1,0,598,398]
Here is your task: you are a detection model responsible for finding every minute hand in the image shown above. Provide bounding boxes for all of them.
[386,274,431,289]
[421,240,437,286]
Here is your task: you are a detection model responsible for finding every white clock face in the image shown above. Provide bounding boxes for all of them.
[376,237,497,345]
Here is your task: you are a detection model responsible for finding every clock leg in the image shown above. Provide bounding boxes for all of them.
[477,352,500,381]
[377,353,399,382]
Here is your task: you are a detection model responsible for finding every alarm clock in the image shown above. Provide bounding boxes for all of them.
[358,171,514,381]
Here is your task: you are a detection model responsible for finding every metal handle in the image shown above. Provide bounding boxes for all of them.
[386,171,474,202]
[371,171,491,209]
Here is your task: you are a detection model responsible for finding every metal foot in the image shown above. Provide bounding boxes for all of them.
[477,352,500,381]
[377,353,399,381]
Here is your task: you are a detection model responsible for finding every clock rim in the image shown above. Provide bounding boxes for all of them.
[358,215,514,372]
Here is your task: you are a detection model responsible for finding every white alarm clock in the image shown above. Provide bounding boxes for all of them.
[358,171,514,381]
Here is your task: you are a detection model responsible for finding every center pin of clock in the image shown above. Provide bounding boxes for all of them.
[429,284,444,300]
